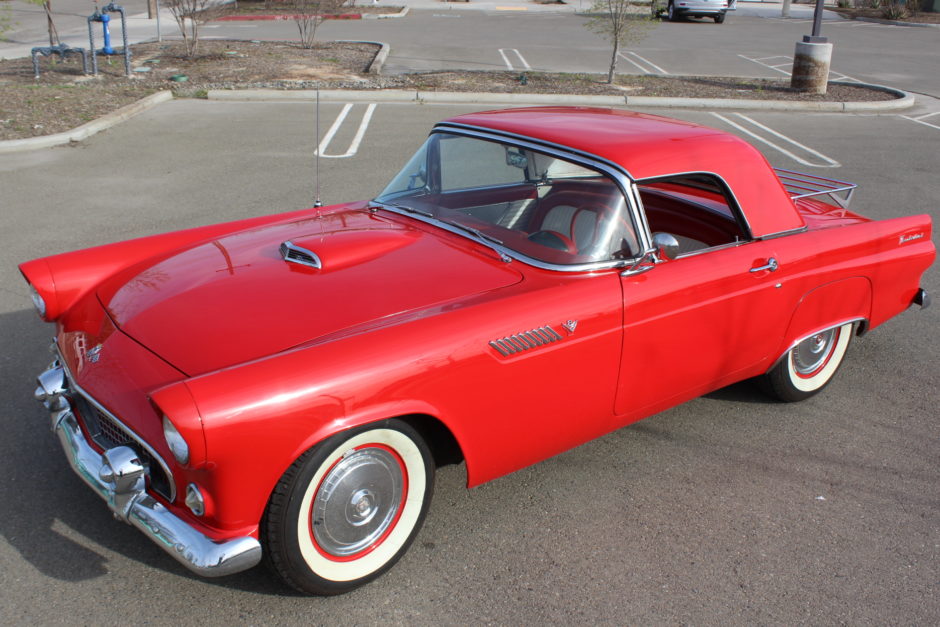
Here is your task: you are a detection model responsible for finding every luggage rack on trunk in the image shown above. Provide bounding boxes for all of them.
[775,169,857,209]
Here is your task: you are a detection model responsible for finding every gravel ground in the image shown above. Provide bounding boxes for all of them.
[0,39,901,142]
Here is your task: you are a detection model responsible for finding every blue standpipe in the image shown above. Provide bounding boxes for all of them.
[100,13,115,55]
[88,4,131,76]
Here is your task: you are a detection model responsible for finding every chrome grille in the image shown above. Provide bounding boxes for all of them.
[489,326,563,357]
[72,394,174,501]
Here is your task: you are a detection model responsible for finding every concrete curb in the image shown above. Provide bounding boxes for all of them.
[215,6,409,21]
[0,90,174,155]
[207,82,915,112]
[854,16,940,28]
[0,80,914,154]
[333,40,390,75]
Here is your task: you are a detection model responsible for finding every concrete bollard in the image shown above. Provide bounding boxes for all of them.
[791,40,833,95]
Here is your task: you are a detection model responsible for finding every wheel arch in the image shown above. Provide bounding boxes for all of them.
[768,276,872,372]
[282,403,468,490]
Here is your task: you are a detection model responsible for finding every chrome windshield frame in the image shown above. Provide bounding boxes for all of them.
[374,124,652,274]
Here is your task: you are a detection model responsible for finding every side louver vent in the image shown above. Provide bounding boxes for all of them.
[489,326,563,357]
[280,240,321,269]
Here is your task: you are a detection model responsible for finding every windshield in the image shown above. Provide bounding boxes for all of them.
[375,132,639,266]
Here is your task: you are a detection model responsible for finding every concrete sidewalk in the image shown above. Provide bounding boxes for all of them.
[1,0,840,60]
[1,0,176,59]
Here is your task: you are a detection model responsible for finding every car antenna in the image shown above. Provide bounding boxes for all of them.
[314,86,323,208]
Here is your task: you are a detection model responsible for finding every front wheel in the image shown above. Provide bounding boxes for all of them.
[262,419,435,595]
[760,322,854,402]
[714,12,726,23]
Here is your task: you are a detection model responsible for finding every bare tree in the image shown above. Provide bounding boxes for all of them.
[164,0,227,57]
[24,0,60,46]
[294,0,347,49]
[585,0,654,84]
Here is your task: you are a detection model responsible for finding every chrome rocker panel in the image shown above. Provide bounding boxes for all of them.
[37,362,262,578]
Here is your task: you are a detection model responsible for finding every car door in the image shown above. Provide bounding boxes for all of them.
[613,175,799,422]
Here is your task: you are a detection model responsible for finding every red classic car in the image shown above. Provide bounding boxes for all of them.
[21,107,933,595]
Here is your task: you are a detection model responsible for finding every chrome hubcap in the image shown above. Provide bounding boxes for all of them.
[312,447,404,557]
[793,329,836,375]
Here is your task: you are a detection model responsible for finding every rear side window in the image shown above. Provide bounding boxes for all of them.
[637,174,749,256]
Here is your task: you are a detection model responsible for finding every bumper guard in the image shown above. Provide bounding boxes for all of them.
[36,361,262,578]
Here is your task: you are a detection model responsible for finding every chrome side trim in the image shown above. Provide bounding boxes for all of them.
[766,318,865,373]
[52,409,261,577]
[759,226,809,241]
[489,326,563,356]
[56,348,177,502]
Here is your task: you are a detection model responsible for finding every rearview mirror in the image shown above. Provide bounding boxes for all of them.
[652,232,680,261]
[505,147,528,170]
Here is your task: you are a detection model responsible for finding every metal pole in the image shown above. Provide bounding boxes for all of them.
[314,88,322,208]
[806,0,827,42]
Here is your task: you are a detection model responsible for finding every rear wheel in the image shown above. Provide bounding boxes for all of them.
[715,12,726,23]
[262,420,434,595]
[667,2,678,20]
[760,322,854,402]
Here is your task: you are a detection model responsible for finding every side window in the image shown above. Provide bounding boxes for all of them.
[438,135,525,191]
[637,174,748,256]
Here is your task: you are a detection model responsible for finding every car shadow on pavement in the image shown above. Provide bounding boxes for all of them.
[703,379,777,404]
[0,308,301,594]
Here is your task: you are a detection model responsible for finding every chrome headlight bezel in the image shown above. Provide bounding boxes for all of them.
[29,284,47,319]
[162,415,190,466]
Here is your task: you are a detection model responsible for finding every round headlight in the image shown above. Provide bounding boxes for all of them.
[162,415,190,465]
[29,285,47,319]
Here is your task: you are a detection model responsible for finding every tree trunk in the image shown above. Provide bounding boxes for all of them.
[44,0,59,47]
[607,38,620,84]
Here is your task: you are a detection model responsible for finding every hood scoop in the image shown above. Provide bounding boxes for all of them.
[279,228,422,273]
[280,240,321,269]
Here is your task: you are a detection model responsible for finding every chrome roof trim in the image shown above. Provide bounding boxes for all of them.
[55,343,177,502]
[433,122,637,181]
[634,170,755,242]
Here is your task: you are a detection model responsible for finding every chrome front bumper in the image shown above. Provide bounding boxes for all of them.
[35,361,262,578]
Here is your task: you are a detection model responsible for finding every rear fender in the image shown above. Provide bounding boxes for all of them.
[771,276,872,369]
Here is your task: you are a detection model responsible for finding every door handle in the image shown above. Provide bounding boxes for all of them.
[750,257,778,273]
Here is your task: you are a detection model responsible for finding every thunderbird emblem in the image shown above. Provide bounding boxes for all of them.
[86,345,103,363]
[562,320,578,334]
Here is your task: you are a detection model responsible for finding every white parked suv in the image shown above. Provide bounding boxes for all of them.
[653,0,731,23]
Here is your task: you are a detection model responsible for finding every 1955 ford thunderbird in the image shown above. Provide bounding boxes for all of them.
[20,107,933,595]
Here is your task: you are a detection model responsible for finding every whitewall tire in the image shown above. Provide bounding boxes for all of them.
[761,322,854,402]
[263,420,434,595]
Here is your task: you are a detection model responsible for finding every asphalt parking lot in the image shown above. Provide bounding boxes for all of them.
[2,3,939,623]
[1,98,937,624]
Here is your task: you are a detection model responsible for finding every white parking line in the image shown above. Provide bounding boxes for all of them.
[900,112,940,132]
[317,104,377,159]
[618,51,668,75]
[498,48,531,71]
[739,54,858,83]
[711,113,841,168]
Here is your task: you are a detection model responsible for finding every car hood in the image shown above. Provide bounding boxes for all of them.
[98,207,523,376]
